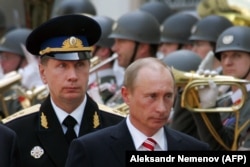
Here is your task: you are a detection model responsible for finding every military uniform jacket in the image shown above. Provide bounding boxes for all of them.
[3,94,124,167]
[192,91,250,150]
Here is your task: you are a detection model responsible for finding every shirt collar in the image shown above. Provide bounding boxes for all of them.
[126,115,167,151]
[231,84,250,103]
[52,94,87,125]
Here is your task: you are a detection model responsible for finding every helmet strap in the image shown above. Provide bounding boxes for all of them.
[129,42,139,66]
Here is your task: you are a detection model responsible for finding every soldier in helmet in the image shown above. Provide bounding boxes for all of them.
[162,50,202,139]
[2,14,124,167]
[110,10,160,69]
[157,12,199,59]
[0,28,44,116]
[192,26,250,150]
[106,10,160,107]
[0,28,33,74]
[88,15,117,105]
[189,15,233,72]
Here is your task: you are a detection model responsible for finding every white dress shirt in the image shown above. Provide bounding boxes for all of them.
[126,115,168,151]
[52,95,87,136]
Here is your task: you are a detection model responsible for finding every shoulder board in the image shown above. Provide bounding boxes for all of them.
[97,103,128,118]
[2,104,41,124]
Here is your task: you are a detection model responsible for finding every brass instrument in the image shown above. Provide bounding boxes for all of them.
[90,54,118,73]
[197,0,250,26]
[0,71,22,118]
[111,68,249,114]
[172,68,250,112]
[25,85,49,104]
[14,84,49,109]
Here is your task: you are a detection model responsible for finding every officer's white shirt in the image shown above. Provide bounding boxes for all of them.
[52,94,87,136]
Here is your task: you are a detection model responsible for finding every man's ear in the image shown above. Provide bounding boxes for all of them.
[137,43,150,58]
[39,64,47,84]
[121,86,130,104]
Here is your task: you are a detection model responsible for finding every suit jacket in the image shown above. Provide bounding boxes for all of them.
[4,94,124,167]
[0,124,19,167]
[65,119,210,167]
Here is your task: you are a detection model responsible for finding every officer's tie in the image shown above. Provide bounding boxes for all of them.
[142,138,157,151]
[63,115,77,143]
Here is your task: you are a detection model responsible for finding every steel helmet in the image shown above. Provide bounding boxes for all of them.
[109,10,160,44]
[93,16,114,48]
[161,12,199,44]
[215,26,250,60]
[0,28,32,56]
[139,1,172,24]
[54,0,96,17]
[189,15,233,43]
[162,50,202,72]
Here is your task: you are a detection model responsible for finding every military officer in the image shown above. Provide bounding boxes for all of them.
[2,14,124,167]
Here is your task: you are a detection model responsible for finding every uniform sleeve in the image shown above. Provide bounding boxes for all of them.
[191,112,234,150]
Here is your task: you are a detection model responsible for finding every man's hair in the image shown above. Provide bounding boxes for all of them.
[40,55,50,65]
[123,57,175,92]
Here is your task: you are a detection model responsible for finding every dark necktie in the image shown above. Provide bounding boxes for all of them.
[63,115,77,143]
[142,138,157,151]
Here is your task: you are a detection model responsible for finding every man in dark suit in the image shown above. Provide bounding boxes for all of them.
[65,57,209,167]
[2,14,124,167]
[0,124,19,167]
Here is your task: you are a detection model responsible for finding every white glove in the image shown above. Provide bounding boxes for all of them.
[196,69,219,108]
[198,80,219,108]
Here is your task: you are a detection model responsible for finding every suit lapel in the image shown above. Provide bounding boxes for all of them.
[164,126,183,150]
[36,97,69,167]
[109,120,135,167]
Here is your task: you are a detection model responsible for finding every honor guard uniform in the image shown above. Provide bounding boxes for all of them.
[2,14,125,167]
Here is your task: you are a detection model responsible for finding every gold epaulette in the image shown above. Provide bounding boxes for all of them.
[2,104,41,124]
[98,103,128,118]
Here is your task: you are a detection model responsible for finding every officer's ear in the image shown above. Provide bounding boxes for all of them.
[38,63,47,84]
